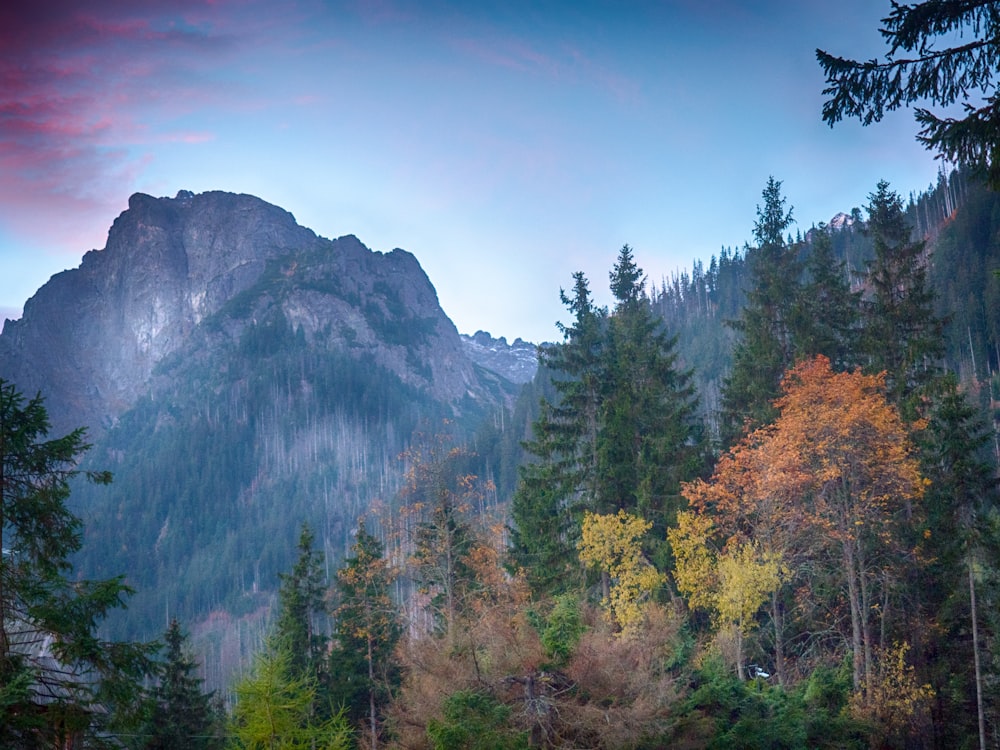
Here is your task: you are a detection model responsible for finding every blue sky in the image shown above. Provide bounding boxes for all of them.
[1,1,945,343]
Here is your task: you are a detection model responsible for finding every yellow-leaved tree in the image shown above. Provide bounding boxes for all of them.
[578,510,664,635]
[669,515,783,679]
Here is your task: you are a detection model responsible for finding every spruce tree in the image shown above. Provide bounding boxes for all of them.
[509,272,607,594]
[720,177,800,445]
[792,224,861,369]
[916,377,999,749]
[818,0,1000,185]
[860,180,945,420]
[598,245,704,540]
[330,521,401,750]
[0,379,152,747]
[142,619,224,750]
[510,247,705,592]
[274,524,328,685]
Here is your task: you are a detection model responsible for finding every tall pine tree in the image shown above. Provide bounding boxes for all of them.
[330,521,401,750]
[792,223,861,369]
[598,245,705,541]
[142,619,224,750]
[720,178,800,445]
[273,524,329,689]
[0,379,152,747]
[510,247,705,592]
[509,272,607,594]
[860,180,945,420]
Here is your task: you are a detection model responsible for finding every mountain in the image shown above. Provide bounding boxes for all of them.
[460,330,538,384]
[0,190,521,684]
[0,190,508,437]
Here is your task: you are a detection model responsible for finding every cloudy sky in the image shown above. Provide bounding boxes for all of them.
[1,1,944,343]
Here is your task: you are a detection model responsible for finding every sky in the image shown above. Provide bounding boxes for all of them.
[0,1,948,344]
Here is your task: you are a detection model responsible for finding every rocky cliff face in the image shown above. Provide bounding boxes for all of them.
[0,190,502,435]
[460,330,538,384]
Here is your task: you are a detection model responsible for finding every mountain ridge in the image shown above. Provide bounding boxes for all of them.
[0,190,510,437]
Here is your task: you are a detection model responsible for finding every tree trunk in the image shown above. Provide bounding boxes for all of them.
[858,545,874,698]
[844,540,864,693]
[770,588,785,686]
[368,634,377,750]
[969,558,986,750]
[735,626,745,681]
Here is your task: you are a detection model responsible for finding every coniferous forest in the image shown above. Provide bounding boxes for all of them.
[7,3,1000,748]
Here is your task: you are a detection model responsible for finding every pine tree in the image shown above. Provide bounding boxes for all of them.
[818,1,1000,185]
[274,524,328,687]
[509,273,607,595]
[720,178,800,445]
[598,245,705,540]
[511,247,705,593]
[330,521,401,750]
[860,180,945,420]
[916,377,1000,748]
[792,223,861,369]
[0,379,152,747]
[142,619,224,750]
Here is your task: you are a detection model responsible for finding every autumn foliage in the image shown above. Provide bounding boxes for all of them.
[676,355,928,718]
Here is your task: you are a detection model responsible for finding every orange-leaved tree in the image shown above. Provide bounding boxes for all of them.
[677,356,926,698]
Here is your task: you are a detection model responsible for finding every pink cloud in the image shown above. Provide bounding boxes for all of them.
[0,0,270,263]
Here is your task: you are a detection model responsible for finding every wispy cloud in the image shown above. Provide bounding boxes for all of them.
[0,0,267,256]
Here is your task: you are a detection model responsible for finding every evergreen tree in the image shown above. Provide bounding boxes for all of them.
[792,223,861,369]
[329,521,401,750]
[916,377,1000,748]
[230,639,351,750]
[0,379,152,748]
[860,180,945,420]
[818,0,1000,185]
[509,273,607,594]
[274,524,328,688]
[598,245,705,541]
[510,247,705,593]
[142,619,224,750]
[720,177,799,445]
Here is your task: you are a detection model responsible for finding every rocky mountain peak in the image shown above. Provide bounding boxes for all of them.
[0,190,511,435]
[460,330,538,384]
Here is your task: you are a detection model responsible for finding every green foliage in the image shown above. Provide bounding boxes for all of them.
[792,224,860,370]
[720,177,799,445]
[229,641,351,750]
[860,180,945,419]
[426,691,529,750]
[0,379,153,747]
[329,521,401,744]
[538,594,585,667]
[142,619,225,750]
[676,655,867,750]
[818,1,1000,185]
[510,247,706,596]
[274,525,328,689]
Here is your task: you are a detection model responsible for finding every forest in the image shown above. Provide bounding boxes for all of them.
[4,168,1000,749]
[5,2,1000,747]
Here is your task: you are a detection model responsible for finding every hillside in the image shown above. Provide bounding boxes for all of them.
[0,190,523,685]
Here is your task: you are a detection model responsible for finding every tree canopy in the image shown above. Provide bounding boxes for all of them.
[817,0,1000,183]
[0,379,151,747]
